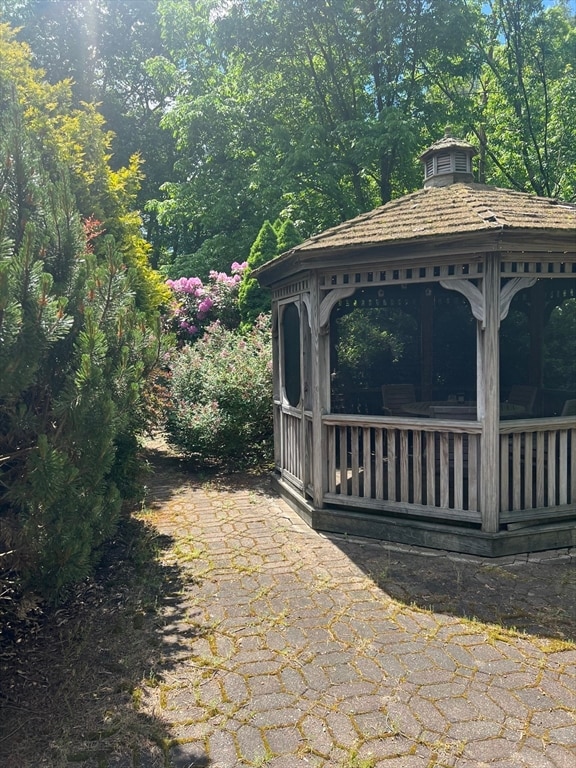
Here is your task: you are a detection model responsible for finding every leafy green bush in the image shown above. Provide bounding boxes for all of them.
[165,316,273,468]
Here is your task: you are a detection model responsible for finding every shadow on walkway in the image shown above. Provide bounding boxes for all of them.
[145,442,576,644]
[0,496,211,768]
[328,532,576,642]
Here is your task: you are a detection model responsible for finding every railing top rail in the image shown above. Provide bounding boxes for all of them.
[499,415,576,434]
[322,413,482,433]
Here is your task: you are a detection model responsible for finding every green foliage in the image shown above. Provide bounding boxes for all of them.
[478,1,576,197]
[0,22,169,317]
[236,217,302,329]
[4,0,574,286]
[164,232,244,282]
[165,316,273,468]
[1,1,175,234]
[148,0,476,270]
[247,220,278,270]
[1,217,160,600]
[333,305,418,401]
[5,1,573,283]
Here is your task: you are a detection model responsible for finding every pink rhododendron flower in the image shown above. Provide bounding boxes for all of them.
[198,297,214,314]
[165,262,247,344]
[166,276,204,295]
[179,320,198,335]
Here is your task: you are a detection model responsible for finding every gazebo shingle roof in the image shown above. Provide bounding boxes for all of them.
[294,183,576,255]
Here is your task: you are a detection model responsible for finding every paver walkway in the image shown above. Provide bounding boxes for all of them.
[138,449,576,768]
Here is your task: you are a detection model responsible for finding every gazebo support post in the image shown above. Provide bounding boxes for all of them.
[479,254,501,532]
[310,273,327,509]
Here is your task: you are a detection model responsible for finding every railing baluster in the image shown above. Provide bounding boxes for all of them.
[536,432,545,507]
[413,431,422,504]
[547,432,557,506]
[500,434,509,512]
[512,433,522,510]
[439,432,450,508]
[523,432,533,510]
[400,430,409,502]
[559,430,568,505]
[351,427,360,497]
[339,426,348,495]
[453,433,463,510]
[328,422,336,494]
[571,429,576,504]
[375,428,384,500]
[468,435,478,512]
[363,427,372,498]
[426,431,436,506]
[387,430,396,501]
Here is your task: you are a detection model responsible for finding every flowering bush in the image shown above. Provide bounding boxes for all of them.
[165,315,273,468]
[165,261,248,342]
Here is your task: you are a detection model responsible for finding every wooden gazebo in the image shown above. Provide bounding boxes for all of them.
[256,132,576,556]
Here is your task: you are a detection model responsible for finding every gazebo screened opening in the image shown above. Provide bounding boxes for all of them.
[257,133,576,556]
[330,278,575,418]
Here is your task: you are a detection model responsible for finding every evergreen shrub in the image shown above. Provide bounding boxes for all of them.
[0,32,164,606]
[165,315,273,468]
[237,221,277,329]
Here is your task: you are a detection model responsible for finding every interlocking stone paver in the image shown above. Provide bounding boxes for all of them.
[324,709,359,747]
[263,724,302,754]
[539,743,576,768]
[101,446,576,767]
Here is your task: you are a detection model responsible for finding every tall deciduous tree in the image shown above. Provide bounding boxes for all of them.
[0,0,177,257]
[150,0,474,272]
[426,0,576,198]
[480,0,576,198]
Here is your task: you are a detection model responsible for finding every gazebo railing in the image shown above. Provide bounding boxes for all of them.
[274,401,313,494]
[499,417,576,523]
[322,415,482,523]
[276,409,576,529]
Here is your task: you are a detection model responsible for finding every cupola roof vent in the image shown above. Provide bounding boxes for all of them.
[419,128,478,188]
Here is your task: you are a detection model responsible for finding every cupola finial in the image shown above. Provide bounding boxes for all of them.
[419,131,478,188]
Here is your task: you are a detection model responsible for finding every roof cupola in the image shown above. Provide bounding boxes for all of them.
[419,128,478,188]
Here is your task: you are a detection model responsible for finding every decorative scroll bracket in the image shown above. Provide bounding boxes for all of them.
[499,276,537,323]
[441,275,538,329]
[440,279,485,327]
[319,287,355,334]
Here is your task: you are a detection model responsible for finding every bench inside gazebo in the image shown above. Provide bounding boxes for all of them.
[256,132,576,556]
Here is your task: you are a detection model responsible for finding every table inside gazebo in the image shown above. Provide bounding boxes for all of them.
[402,401,527,419]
